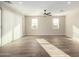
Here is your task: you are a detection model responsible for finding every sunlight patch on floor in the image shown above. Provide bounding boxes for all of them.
[36,39,70,57]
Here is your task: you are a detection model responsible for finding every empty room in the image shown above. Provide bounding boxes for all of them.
[0,1,79,57]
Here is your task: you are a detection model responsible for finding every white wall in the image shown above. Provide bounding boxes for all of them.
[24,16,65,35]
[65,9,79,41]
[0,8,1,46]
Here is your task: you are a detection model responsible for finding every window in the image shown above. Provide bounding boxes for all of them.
[52,18,59,29]
[32,18,38,30]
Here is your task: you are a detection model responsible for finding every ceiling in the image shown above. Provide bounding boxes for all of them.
[1,1,79,16]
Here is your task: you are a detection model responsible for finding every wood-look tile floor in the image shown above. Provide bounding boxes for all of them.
[0,36,50,57]
[0,35,79,57]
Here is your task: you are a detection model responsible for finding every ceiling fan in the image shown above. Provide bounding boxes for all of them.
[43,9,52,16]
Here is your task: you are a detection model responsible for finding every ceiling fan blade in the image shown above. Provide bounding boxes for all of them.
[48,14,52,16]
[47,12,51,14]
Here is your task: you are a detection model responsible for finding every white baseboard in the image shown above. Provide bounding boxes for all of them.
[24,34,65,36]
